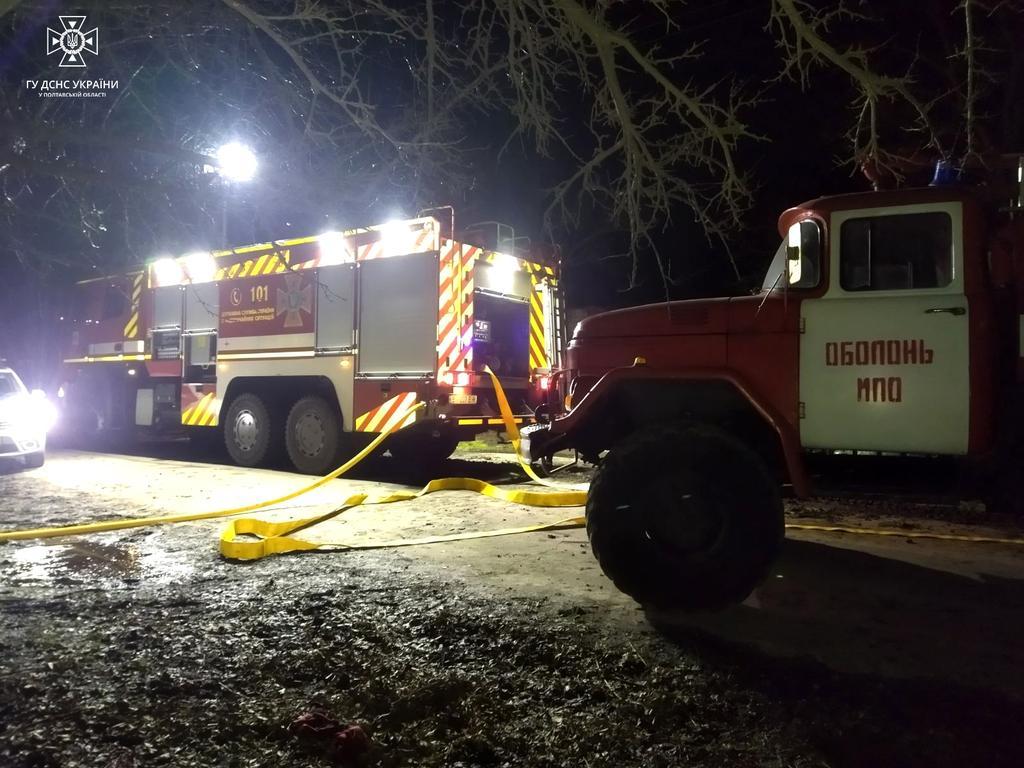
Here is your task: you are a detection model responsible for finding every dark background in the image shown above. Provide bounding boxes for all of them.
[1,0,1020,387]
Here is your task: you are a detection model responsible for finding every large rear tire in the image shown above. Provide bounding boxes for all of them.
[586,424,783,612]
[224,393,276,468]
[285,396,343,475]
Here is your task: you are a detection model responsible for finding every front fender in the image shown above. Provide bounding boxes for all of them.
[545,362,810,496]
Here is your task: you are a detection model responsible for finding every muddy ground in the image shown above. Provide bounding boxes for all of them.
[1,445,1024,767]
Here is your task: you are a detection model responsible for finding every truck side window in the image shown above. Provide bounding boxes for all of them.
[840,212,952,291]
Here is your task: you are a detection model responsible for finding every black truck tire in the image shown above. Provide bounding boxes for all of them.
[285,396,343,476]
[224,393,276,468]
[586,423,783,612]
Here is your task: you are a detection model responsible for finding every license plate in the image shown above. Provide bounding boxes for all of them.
[449,393,478,405]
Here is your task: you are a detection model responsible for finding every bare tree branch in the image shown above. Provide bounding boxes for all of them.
[769,0,945,176]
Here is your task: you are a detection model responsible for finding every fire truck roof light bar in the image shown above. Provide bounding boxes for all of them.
[145,215,443,287]
[318,231,353,266]
[184,252,217,284]
[152,257,183,287]
[489,251,520,272]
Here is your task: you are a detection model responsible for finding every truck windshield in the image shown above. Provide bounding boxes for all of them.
[761,240,787,292]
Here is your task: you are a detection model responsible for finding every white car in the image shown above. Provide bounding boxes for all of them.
[0,366,56,468]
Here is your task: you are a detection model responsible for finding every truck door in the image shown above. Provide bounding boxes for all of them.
[799,202,970,454]
[472,258,534,379]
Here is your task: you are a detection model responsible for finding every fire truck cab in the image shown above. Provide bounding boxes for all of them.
[524,159,1024,612]
[59,215,565,474]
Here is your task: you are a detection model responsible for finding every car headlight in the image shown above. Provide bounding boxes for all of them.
[37,398,58,432]
[0,394,57,433]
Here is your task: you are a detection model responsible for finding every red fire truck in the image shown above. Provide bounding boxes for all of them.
[523,159,1024,612]
[59,216,565,474]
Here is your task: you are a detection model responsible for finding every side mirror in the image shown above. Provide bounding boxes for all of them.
[786,222,803,285]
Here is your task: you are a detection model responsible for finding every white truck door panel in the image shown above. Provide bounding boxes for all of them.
[357,252,438,375]
[800,202,970,454]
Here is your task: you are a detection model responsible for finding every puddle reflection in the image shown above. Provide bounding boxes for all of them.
[8,537,193,584]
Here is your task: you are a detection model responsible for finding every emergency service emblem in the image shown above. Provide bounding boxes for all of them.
[46,16,99,68]
[276,274,313,328]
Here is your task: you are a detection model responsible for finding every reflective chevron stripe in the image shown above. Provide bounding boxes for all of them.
[529,274,548,370]
[181,391,219,427]
[215,249,291,281]
[437,242,480,381]
[123,272,144,340]
[354,391,418,433]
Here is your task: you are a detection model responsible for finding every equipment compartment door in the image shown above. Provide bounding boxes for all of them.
[152,285,184,360]
[357,252,438,375]
[184,283,218,382]
[799,202,970,454]
[316,264,356,350]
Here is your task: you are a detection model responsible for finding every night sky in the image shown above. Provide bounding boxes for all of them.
[1,0,1020,386]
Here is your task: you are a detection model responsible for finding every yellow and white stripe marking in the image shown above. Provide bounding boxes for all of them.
[181,392,219,427]
[354,391,418,433]
[215,249,290,281]
[123,272,144,339]
[481,253,555,277]
[529,275,548,371]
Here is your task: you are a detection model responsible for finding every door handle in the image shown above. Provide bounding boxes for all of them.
[924,306,965,316]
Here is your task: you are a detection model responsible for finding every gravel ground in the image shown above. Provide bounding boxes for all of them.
[2,448,1024,767]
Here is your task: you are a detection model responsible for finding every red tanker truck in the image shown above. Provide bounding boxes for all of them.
[523,159,1024,612]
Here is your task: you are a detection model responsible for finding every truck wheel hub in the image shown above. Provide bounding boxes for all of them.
[294,412,325,457]
[233,410,259,452]
[643,480,725,554]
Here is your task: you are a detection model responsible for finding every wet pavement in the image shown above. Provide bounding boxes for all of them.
[2,447,1024,766]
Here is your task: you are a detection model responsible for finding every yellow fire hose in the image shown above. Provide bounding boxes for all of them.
[0,369,587,559]
[0,367,1021,556]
